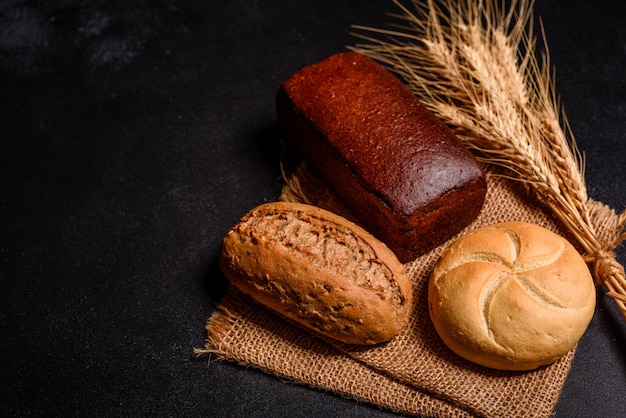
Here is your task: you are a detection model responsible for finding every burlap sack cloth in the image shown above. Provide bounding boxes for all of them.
[200,163,620,417]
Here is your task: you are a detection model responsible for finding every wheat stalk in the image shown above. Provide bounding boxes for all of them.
[351,0,626,319]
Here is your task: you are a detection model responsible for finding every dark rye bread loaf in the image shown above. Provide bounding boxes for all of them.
[276,52,487,262]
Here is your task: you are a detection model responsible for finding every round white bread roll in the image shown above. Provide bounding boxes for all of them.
[428,221,596,371]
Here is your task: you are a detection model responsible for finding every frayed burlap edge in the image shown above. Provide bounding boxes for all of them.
[198,288,474,418]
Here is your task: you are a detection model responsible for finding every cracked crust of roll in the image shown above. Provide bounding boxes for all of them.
[220,201,413,345]
[428,221,596,370]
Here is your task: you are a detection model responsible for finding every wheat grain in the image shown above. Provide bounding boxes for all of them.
[351,0,626,318]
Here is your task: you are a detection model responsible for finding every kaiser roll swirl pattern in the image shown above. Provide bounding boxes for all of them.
[428,221,596,370]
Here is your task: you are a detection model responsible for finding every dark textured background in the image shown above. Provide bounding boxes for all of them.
[1,0,625,416]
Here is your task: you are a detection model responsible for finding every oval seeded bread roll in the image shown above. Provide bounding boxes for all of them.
[428,221,596,370]
[220,201,413,345]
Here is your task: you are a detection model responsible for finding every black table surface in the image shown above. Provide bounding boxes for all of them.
[2,0,625,416]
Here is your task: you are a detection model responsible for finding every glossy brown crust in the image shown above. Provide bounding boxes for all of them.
[276,52,487,262]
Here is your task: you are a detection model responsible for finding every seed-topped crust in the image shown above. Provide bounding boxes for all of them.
[220,201,413,345]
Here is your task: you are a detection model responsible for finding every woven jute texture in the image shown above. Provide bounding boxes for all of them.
[202,164,614,417]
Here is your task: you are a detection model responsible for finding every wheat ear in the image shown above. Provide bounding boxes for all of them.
[351,0,626,319]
